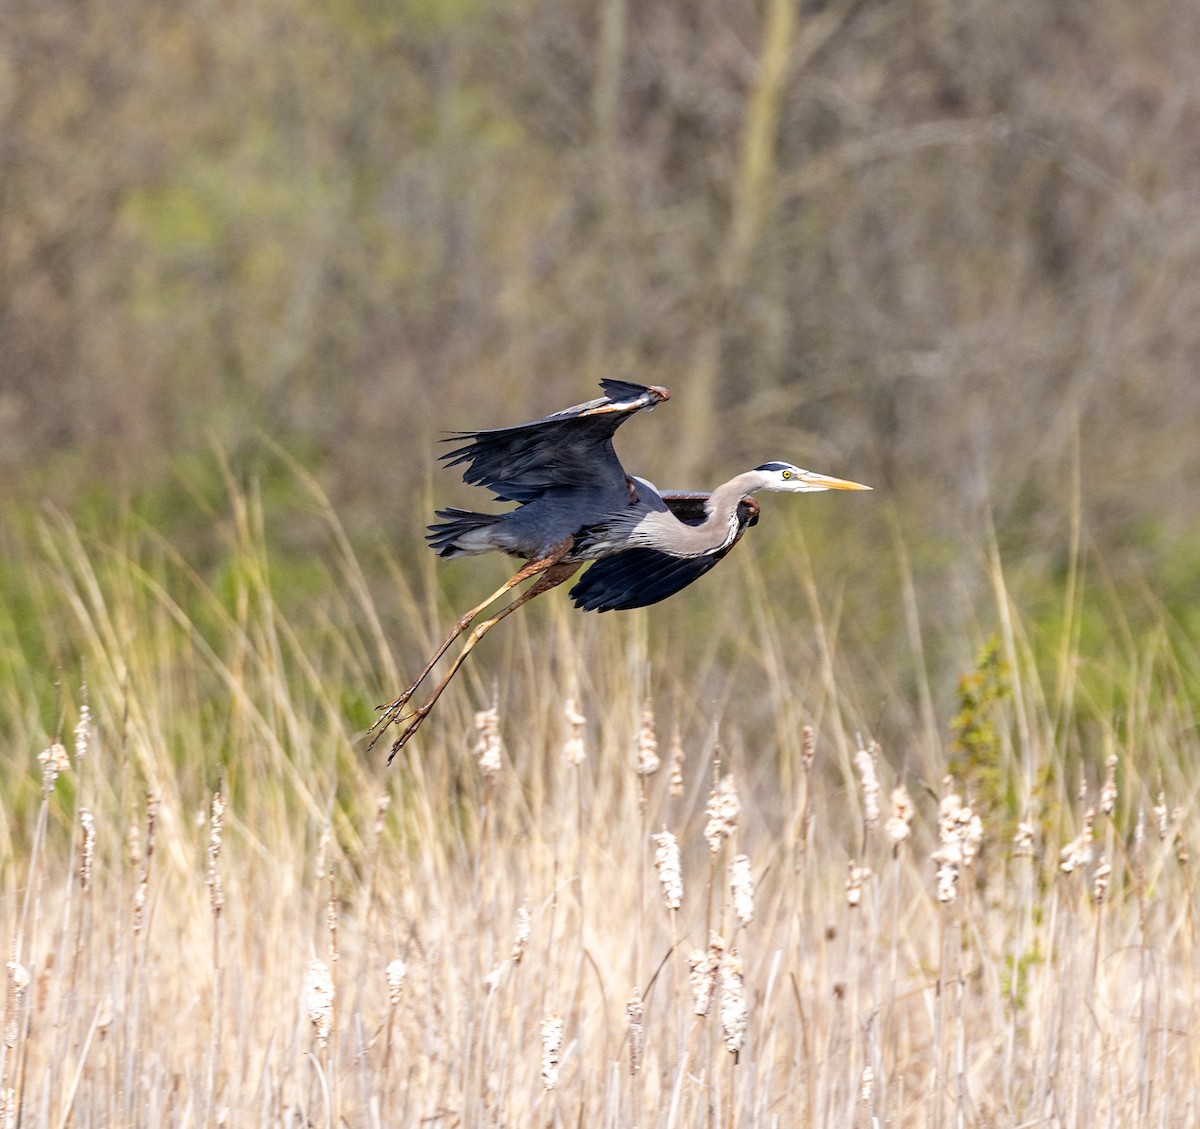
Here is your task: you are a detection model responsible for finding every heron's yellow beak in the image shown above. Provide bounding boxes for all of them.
[801,471,872,491]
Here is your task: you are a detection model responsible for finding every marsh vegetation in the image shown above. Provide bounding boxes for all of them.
[2,473,1197,1126]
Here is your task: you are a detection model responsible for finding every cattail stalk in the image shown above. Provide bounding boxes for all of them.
[206,788,226,1126]
[383,956,407,1095]
[1135,807,1150,1123]
[327,867,340,1124]
[123,790,159,1127]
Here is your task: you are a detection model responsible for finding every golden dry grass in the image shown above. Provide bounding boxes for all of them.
[2,482,1198,1127]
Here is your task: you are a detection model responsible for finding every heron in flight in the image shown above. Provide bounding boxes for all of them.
[370,380,870,758]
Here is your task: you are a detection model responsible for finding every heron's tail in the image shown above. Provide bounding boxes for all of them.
[426,508,505,558]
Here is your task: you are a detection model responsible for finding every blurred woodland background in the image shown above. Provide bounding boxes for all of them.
[3,0,1200,691]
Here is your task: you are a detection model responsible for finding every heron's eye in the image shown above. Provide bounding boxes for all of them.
[782,469,793,480]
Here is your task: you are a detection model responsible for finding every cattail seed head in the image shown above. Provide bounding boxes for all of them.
[1134,806,1146,887]
[1013,821,1035,858]
[729,853,755,926]
[959,811,983,866]
[38,743,69,791]
[132,879,148,935]
[885,784,914,851]
[626,989,644,1075]
[651,829,683,911]
[668,732,685,796]
[4,962,30,1049]
[131,792,159,937]
[74,697,91,763]
[801,724,816,772]
[1154,792,1170,840]
[374,794,391,835]
[562,698,587,766]
[933,858,957,904]
[1060,809,1095,874]
[144,791,159,858]
[1099,755,1118,817]
[474,703,502,777]
[540,1013,565,1090]
[689,932,724,1017]
[718,948,748,1055]
[1093,856,1112,903]
[79,808,95,892]
[704,775,741,853]
[127,811,141,868]
[326,876,339,961]
[385,959,407,1005]
[846,861,872,908]
[854,741,881,829]
[304,959,335,1048]
[636,698,660,776]
[931,790,983,903]
[207,789,226,916]
[511,902,531,964]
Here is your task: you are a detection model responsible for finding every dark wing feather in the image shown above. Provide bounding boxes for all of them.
[570,549,725,612]
[569,495,760,612]
[651,491,709,526]
[440,380,666,503]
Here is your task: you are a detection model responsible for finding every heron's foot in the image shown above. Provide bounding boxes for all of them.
[374,686,417,720]
[387,706,432,764]
[364,700,406,754]
[367,685,419,740]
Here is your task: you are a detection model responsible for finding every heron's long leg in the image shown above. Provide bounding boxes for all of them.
[367,551,567,748]
[386,561,582,762]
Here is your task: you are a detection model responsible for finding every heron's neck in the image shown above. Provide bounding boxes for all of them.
[705,472,762,523]
[654,471,762,557]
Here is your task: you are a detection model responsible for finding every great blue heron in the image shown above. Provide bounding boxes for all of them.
[370,379,870,758]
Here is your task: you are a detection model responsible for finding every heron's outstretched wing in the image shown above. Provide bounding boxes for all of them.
[440,380,669,503]
[569,494,759,612]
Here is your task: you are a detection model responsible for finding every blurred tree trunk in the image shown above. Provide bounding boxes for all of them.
[592,0,628,368]
[593,0,627,187]
[680,0,796,479]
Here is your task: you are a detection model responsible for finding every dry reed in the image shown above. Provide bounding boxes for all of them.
[0,489,1198,1127]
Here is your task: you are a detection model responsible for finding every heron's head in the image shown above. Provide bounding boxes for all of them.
[753,462,872,494]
